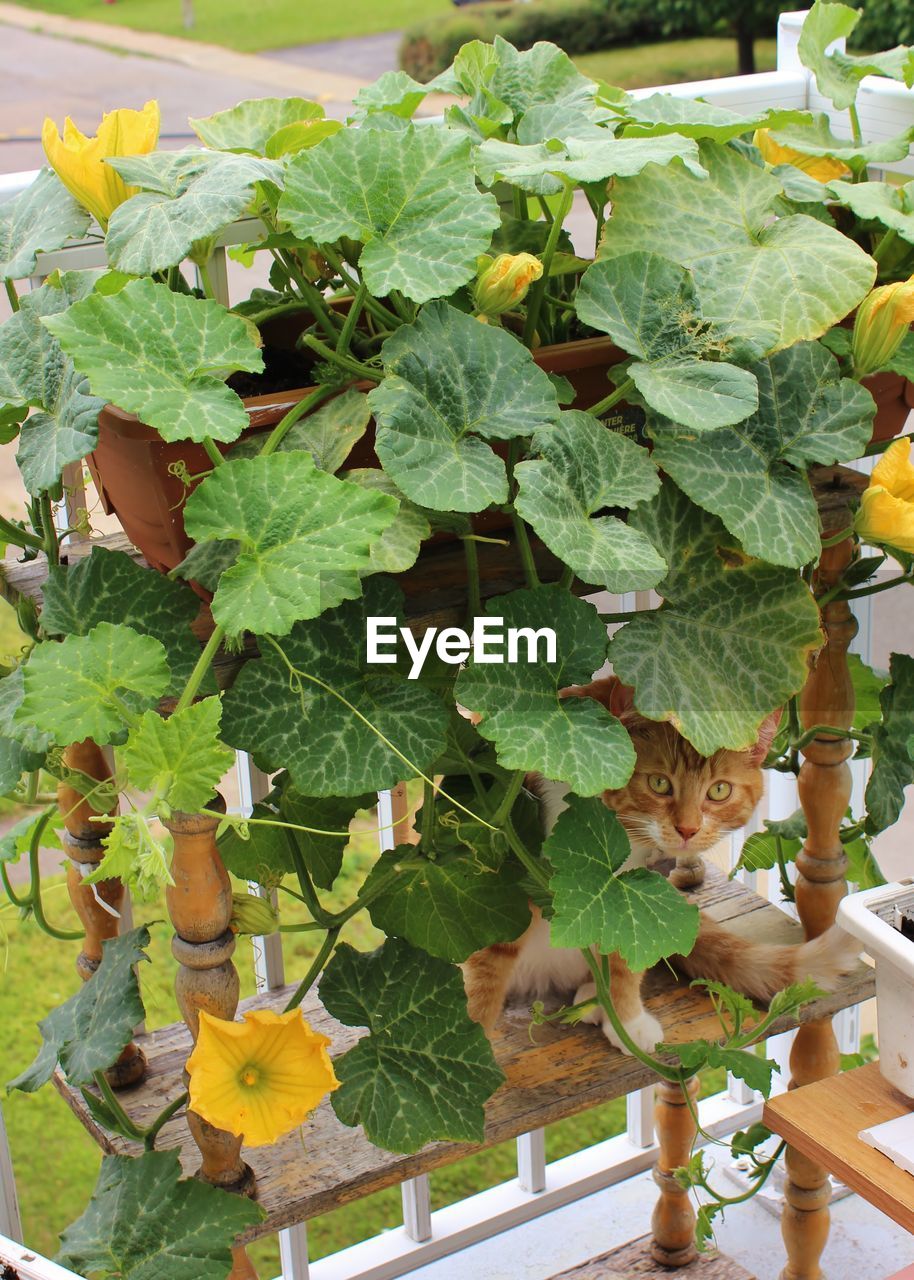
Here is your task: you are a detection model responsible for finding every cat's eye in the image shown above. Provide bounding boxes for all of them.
[647,774,673,796]
[707,781,733,801]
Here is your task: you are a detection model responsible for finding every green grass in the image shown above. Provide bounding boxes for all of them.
[16,0,446,52]
[574,37,778,88]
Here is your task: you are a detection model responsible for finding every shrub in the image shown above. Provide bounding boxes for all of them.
[399,0,688,82]
[848,0,914,50]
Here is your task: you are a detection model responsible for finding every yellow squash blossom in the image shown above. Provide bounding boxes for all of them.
[753,128,850,183]
[853,277,914,376]
[855,437,914,553]
[474,252,543,318]
[187,1008,339,1147]
[42,101,160,229]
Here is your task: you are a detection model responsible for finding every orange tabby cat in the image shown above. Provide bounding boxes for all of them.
[463,676,860,1054]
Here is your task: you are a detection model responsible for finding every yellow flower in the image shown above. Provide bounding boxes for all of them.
[855,437,914,553]
[229,892,280,936]
[187,1008,339,1147]
[42,101,160,229]
[474,253,543,317]
[753,128,850,182]
[852,277,914,376]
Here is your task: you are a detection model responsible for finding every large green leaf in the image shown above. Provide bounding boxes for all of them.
[769,116,914,168]
[575,253,762,428]
[610,482,823,755]
[219,784,375,889]
[190,96,325,153]
[616,96,810,142]
[352,71,429,120]
[798,0,914,110]
[487,36,596,118]
[279,124,500,303]
[43,278,263,443]
[668,1041,777,1096]
[0,168,89,280]
[121,700,233,814]
[455,587,635,794]
[221,579,449,795]
[17,624,170,746]
[600,141,875,351]
[365,845,531,962]
[40,545,215,696]
[0,733,45,793]
[514,410,665,592]
[57,1150,264,1280]
[826,179,914,243]
[343,469,430,574]
[865,653,914,835]
[369,300,561,511]
[546,795,699,967]
[105,151,281,274]
[232,388,372,472]
[85,810,173,902]
[0,272,103,494]
[183,451,397,638]
[321,938,505,1152]
[476,135,705,196]
[0,668,51,760]
[9,927,149,1092]
[651,343,875,567]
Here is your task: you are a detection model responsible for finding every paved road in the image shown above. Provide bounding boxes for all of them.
[271,31,401,81]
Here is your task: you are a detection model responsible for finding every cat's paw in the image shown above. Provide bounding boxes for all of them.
[602,1010,664,1055]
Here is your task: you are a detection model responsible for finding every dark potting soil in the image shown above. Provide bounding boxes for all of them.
[227,344,314,397]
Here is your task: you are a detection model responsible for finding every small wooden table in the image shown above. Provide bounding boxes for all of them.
[763,1062,914,1236]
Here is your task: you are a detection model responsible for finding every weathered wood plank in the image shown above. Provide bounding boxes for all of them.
[545,1233,756,1279]
[53,869,874,1241]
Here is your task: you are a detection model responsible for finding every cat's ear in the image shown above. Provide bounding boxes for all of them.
[746,707,783,765]
[560,675,638,723]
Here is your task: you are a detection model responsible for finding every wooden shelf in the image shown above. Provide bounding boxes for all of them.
[54,869,874,1243]
[546,1232,756,1278]
[764,1061,914,1235]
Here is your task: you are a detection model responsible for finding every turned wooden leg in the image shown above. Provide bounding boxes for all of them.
[165,796,259,1279]
[780,534,855,1280]
[58,740,146,1088]
[651,1075,699,1266]
[670,851,705,890]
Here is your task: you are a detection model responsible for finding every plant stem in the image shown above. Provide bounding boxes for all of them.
[174,625,225,714]
[273,250,341,343]
[462,535,481,622]
[511,510,540,588]
[143,1090,188,1150]
[200,438,224,469]
[848,103,864,148]
[491,769,525,828]
[873,227,899,266]
[558,565,574,590]
[39,494,59,565]
[197,261,218,301]
[283,927,340,1012]
[599,610,637,625]
[0,513,46,552]
[321,248,402,330]
[588,377,636,420]
[287,839,335,927]
[792,723,869,752]
[820,525,854,548]
[29,809,84,940]
[420,779,437,851]
[300,334,379,383]
[92,1070,146,1141]
[582,949,683,1083]
[0,863,28,909]
[818,571,914,608]
[5,278,20,312]
[775,835,796,903]
[260,386,334,457]
[523,180,573,347]
[537,196,554,224]
[336,280,368,358]
[866,431,912,456]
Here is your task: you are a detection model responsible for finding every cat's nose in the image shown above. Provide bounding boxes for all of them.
[675,824,700,842]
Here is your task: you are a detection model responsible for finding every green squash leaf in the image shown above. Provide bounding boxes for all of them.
[17,624,170,746]
[825,179,914,243]
[343,469,430,575]
[57,1150,264,1280]
[121,700,233,814]
[183,451,398,638]
[105,151,281,274]
[321,938,505,1152]
[610,482,823,755]
[232,388,371,473]
[865,653,914,835]
[514,410,665,592]
[221,578,449,795]
[600,141,875,351]
[0,272,103,495]
[651,342,875,567]
[40,545,215,696]
[668,1041,777,1096]
[190,96,325,153]
[0,168,90,280]
[546,795,699,967]
[476,135,706,196]
[85,810,173,902]
[455,587,635,794]
[9,927,149,1092]
[0,668,52,760]
[770,116,914,168]
[616,96,810,142]
[798,0,914,110]
[219,784,374,890]
[279,124,500,303]
[369,300,561,511]
[849,652,888,734]
[352,71,429,119]
[265,118,344,158]
[575,252,762,429]
[0,734,45,794]
[43,278,263,443]
[365,845,531,962]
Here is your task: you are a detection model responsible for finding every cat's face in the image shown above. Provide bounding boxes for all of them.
[604,721,763,857]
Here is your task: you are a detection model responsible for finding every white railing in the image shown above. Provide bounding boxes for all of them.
[1,10,906,1277]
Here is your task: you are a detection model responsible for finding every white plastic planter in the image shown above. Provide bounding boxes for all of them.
[838,880,914,1099]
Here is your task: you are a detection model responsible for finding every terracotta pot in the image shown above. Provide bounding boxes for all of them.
[863,370,913,445]
[87,335,635,575]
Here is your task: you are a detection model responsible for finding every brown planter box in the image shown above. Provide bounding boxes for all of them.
[87,335,634,575]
